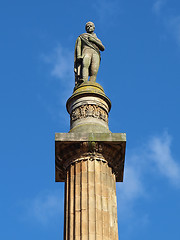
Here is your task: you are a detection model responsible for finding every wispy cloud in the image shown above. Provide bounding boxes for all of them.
[148,132,180,187]
[167,16,180,46]
[117,152,146,222]
[40,44,74,122]
[117,131,180,229]
[117,152,149,236]
[153,0,166,15]
[121,166,144,201]
[118,155,145,207]
[42,44,74,83]
[22,190,63,225]
[152,1,180,46]
[93,0,120,25]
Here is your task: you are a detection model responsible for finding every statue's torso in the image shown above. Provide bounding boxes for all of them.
[80,33,100,56]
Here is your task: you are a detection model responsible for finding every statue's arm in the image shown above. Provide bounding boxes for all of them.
[76,37,82,58]
[89,36,105,51]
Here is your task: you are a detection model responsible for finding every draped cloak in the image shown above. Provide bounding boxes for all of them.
[74,33,101,84]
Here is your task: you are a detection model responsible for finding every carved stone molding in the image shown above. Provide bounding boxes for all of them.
[71,104,108,123]
[55,140,125,182]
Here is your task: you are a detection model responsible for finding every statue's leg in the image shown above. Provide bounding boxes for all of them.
[82,55,91,82]
[89,52,100,82]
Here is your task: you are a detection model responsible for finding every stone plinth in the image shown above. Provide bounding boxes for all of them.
[66,82,111,133]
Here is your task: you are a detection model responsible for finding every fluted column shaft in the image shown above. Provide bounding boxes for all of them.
[64,158,118,240]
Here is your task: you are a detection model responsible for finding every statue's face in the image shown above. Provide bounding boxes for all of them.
[86,22,95,33]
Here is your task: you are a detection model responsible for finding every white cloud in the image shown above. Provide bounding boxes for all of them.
[40,44,74,120]
[117,166,145,221]
[148,132,180,187]
[117,131,180,227]
[120,166,144,201]
[117,153,149,236]
[42,44,74,82]
[23,190,63,225]
[117,153,146,221]
[153,0,166,15]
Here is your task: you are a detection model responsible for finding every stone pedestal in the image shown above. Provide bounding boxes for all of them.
[66,82,111,133]
[55,82,126,240]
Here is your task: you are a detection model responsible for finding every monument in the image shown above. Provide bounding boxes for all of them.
[55,22,126,240]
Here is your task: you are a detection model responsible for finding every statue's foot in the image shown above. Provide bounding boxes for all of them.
[89,80,96,83]
[89,76,96,82]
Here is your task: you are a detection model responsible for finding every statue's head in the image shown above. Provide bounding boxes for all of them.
[85,21,95,33]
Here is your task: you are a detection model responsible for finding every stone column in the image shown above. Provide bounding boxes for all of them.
[65,159,118,240]
[55,82,126,240]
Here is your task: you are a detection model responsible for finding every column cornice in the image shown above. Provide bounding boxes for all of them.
[55,133,126,182]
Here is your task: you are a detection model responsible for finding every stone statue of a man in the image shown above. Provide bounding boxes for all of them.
[74,22,105,86]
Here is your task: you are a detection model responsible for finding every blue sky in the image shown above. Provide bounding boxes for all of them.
[0,0,180,239]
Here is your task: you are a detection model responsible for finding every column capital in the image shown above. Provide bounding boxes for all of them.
[55,133,126,182]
